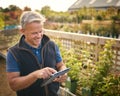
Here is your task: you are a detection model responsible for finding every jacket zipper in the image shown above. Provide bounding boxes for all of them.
[41,41,50,96]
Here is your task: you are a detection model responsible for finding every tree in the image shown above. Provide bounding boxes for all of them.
[41,6,51,17]
[24,6,31,11]
[9,5,18,11]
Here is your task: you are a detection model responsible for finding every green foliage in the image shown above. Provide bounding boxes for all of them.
[76,47,97,92]
[75,40,115,96]
[95,26,110,37]
[55,40,82,81]
[111,15,120,20]
[92,40,115,95]
[62,48,82,81]
[79,23,91,34]
[95,74,120,96]
[95,15,103,20]
[110,21,119,38]
[41,6,51,17]
[0,13,5,30]
[56,38,118,96]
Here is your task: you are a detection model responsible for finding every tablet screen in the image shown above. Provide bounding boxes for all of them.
[41,68,70,87]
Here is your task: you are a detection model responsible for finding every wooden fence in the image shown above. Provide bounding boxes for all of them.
[44,29,120,72]
[0,29,120,72]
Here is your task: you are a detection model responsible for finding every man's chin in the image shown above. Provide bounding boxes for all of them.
[34,43,40,47]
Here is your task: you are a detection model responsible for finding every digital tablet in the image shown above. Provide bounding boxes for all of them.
[41,68,70,87]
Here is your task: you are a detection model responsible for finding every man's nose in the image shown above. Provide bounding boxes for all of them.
[37,32,42,37]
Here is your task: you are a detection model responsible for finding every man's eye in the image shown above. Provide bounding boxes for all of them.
[32,32,36,34]
[32,31,42,35]
[39,30,43,33]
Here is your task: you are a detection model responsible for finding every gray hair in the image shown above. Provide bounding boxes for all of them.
[20,11,46,28]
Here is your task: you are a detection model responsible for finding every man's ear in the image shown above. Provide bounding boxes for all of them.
[19,28,25,35]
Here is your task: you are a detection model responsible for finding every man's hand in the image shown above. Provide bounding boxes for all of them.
[33,67,57,79]
[53,73,67,82]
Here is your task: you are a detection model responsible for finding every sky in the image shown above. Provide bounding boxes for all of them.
[0,0,76,12]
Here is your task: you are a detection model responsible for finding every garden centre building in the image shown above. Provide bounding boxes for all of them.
[68,0,120,11]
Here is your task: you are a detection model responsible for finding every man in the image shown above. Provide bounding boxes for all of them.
[6,11,67,96]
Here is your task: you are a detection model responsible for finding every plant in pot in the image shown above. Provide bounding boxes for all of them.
[77,62,97,96]
[64,48,82,94]
[56,41,81,94]
[76,48,96,96]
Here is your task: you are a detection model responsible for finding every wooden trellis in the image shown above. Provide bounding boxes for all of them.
[44,29,120,72]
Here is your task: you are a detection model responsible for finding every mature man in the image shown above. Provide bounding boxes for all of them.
[6,11,67,96]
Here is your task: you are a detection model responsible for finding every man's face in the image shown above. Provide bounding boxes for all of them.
[22,22,43,48]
